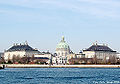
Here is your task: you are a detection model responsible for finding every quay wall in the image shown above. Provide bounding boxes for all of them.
[3,64,120,68]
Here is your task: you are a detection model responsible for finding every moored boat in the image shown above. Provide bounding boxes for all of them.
[0,65,5,69]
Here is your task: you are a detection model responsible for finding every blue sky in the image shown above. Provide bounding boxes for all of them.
[0,0,120,53]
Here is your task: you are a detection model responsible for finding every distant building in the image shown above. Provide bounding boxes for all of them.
[68,43,117,64]
[67,53,76,63]
[69,58,93,65]
[4,42,40,62]
[67,53,87,64]
[33,57,49,64]
[34,51,53,64]
[34,51,52,59]
[54,36,71,64]
[75,53,85,58]
[83,43,117,64]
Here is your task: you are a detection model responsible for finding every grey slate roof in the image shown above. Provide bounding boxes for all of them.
[7,44,38,52]
[83,45,116,52]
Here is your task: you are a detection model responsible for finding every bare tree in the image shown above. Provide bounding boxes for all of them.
[16,55,21,63]
[12,55,16,63]
[93,53,97,64]
[31,55,35,62]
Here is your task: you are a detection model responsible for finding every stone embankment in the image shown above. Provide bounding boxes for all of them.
[4,64,120,68]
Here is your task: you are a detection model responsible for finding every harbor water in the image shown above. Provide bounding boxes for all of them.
[0,68,120,84]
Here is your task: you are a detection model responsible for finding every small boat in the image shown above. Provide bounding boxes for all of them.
[0,65,5,69]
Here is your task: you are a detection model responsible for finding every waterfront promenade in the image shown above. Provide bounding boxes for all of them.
[3,64,120,68]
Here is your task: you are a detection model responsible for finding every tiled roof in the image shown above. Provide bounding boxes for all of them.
[83,45,116,52]
[7,44,38,52]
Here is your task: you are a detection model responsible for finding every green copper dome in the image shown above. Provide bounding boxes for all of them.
[56,36,70,50]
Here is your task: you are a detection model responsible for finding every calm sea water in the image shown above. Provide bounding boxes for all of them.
[0,68,120,84]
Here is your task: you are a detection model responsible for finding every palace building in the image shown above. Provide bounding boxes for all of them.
[83,43,117,64]
[68,42,117,64]
[4,42,40,62]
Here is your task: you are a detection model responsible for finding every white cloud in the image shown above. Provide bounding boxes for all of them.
[0,0,120,18]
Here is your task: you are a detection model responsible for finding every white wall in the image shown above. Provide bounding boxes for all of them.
[83,51,117,61]
[4,51,39,62]
[34,54,52,59]
[83,51,95,58]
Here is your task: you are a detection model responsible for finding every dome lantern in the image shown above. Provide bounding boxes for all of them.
[61,36,65,42]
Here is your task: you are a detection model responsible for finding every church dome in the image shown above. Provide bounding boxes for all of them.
[56,36,70,50]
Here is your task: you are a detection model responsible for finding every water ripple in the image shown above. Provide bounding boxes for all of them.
[0,68,120,84]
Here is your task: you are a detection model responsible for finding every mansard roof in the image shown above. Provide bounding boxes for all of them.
[6,44,38,52]
[83,44,116,52]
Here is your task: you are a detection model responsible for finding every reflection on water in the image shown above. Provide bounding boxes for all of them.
[0,68,120,84]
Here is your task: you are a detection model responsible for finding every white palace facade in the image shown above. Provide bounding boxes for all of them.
[4,42,40,62]
[83,43,117,63]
